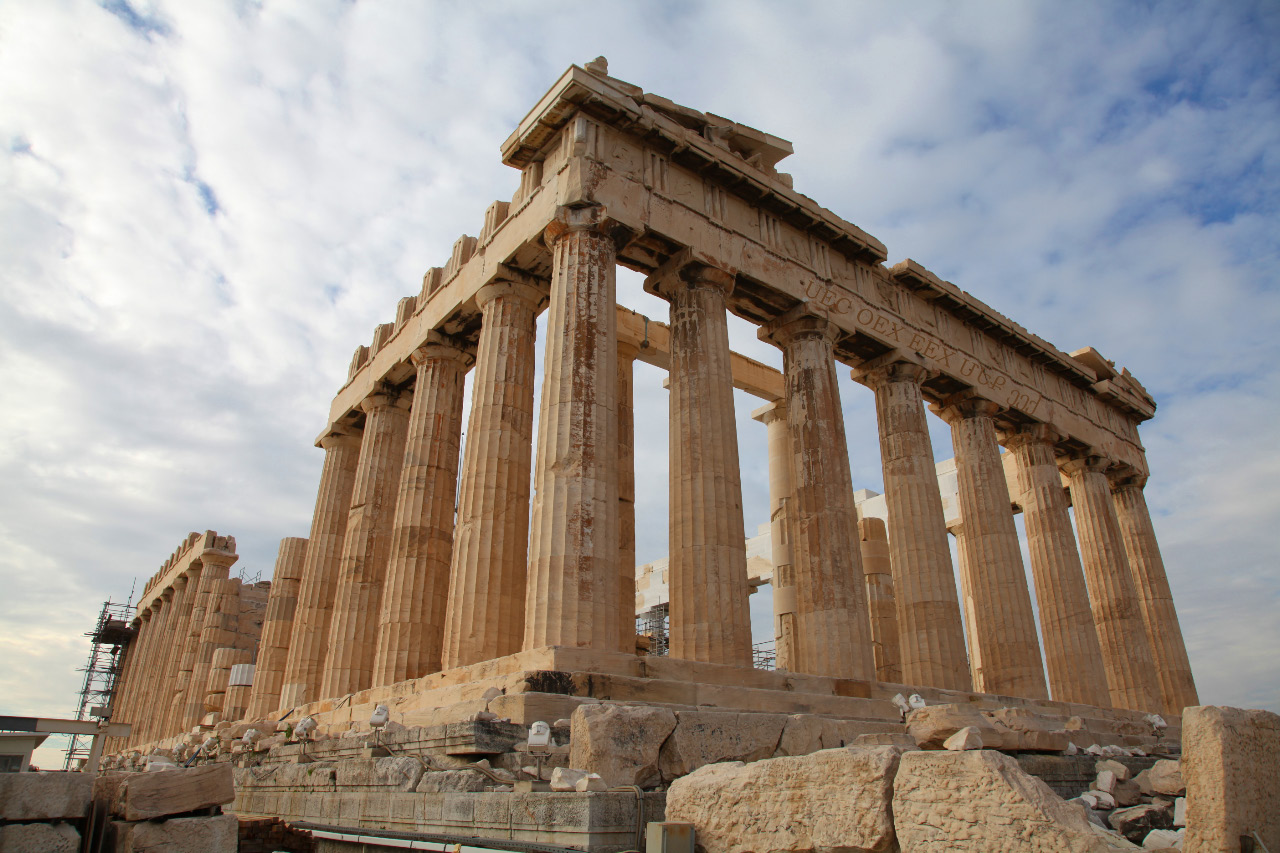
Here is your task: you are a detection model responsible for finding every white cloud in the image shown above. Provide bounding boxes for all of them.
[1,0,1277,768]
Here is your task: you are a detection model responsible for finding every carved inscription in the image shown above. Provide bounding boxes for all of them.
[801,280,1043,416]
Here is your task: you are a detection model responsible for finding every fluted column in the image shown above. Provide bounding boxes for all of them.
[751,401,797,671]
[123,604,159,745]
[1110,475,1198,714]
[245,538,309,720]
[204,647,251,717]
[856,359,970,691]
[524,206,622,652]
[373,334,473,684]
[137,589,177,743]
[1064,456,1160,711]
[280,427,361,708]
[648,257,753,666]
[107,617,145,750]
[939,394,1047,699]
[321,389,412,698]
[859,516,902,683]
[1004,426,1110,706]
[617,341,639,653]
[443,279,544,668]
[758,312,874,680]
[150,576,192,739]
[185,567,241,727]
[223,663,253,722]
[169,563,207,734]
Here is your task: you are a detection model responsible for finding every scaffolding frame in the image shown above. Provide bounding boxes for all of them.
[63,600,135,770]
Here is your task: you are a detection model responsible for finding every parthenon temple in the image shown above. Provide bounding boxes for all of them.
[103,58,1198,788]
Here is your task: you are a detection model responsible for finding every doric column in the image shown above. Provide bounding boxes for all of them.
[1004,426,1110,706]
[245,538,309,720]
[443,278,544,668]
[169,563,207,734]
[280,427,361,708]
[1064,455,1160,711]
[524,206,622,652]
[123,604,159,745]
[107,616,145,750]
[751,401,797,671]
[136,589,177,743]
[184,564,241,728]
[373,333,474,684]
[617,340,639,653]
[223,663,254,722]
[858,516,901,683]
[938,394,1047,699]
[1110,474,1198,714]
[647,255,753,666]
[855,358,970,691]
[204,647,251,718]
[758,311,874,680]
[150,575,193,739]
[321,389,412,698]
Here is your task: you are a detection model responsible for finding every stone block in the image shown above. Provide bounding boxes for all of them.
[333,756,423,790]
[854,732,918,749]
[1108,804,1172,844]
[94,763,234,821]
[658,710,787,781]
[1097,759,1131,781]
[568,703,676,788]
[0,771,92,821]
[775,714,823,756]
[1182,705,1280,853]
[666,746,900,853]
[1146,759,1184,796]
[944,726,984,751]
[111,813,238,852]
[893,750,1136,851]
[0,822,80,853]
[906,704,1002,750]
[416,770,487,793]
[550,767,590,792]
[1114,779,1144,807]
[1141,829,1182,849]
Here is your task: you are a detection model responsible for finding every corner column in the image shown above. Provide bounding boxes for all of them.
[617,340,639,653]
[1004,426,1110,706]
[646,256,753,666]
[1110,474,1198,714]
[1064,455,1160,711]
[374,333,474,684]
[759,311,874,680]
[751,401,797,671]
[938,394,1047,699]
[442,278,544,668]
[855,358,970,691]
[245,537,309,720]
[524,206,622,652]
[279,427,361,708]
[321,388,412,698]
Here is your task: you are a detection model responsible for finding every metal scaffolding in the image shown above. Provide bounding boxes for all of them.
[63,600,135,770]
[635,602,669,657]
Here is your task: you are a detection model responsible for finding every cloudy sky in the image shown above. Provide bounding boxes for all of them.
[2,1,1277,767]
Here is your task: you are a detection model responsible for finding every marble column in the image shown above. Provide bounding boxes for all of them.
[617,341,639,653]
[150,576,192,739]
[524,206,622,653]
[1064,456,1160,711]
[939,394,1047,699]
[648,258,753,666]
[855,359,970,691]
[245,537,309,720]
[751,401,797,671]
[204,647,251,717]
[107,617,145,750]
[373,333,473,684]
[123,604,159,745]
[1110,474,1198,714]
[443,279,544,669]
[758,312,874,680]
[185,567,241,727]
[137,590,178,744]
[859,516,902,683]
[171,562,209,732]
[1004,426,1110,707]
[321,389,412,698]
[280,427,361,708]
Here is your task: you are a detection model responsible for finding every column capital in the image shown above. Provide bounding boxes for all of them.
[643,247,737,302]
[543,204,632,248]
[199,549,239,571]
[934,391,1002,425]
[758,304,842,349]
[477,264,550,313]
[999,422,1063,450]
[410,331,476,369]
[1060,453,1114,476]
[1107,466,1149,492]
[359,388,411,416]
[851,350,932,390]
[750,399,787,426]
[617,339,642,362]
[318,424,362,452]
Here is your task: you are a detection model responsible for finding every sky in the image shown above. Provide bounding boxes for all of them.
[2,0,1278,769]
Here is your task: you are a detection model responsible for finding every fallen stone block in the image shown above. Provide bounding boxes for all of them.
[1146,759,1184,796]
[568,703,676,788]
[666,746,900,853]
[985,708,1071,752]
[94,763,234,821]
[1172,797,1185,827]
[1096,769,1118,793]
[658,710,787,782]
[1114,779,1143,807]
[1108,804,1172,844]
[1141,828,1181,849]
[0,771,92,821]
[550,766,590,792]
[111,813,238,853]
[574,772,608,792]
[893,749,1136,851]
[943,726,983,751]
[0,822,80,853]
[905,704,1002,750]
[1182,705,1280,853]
[1097,759,1131,781]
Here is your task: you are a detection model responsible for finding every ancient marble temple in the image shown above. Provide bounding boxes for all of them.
[108,58,1196,756]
